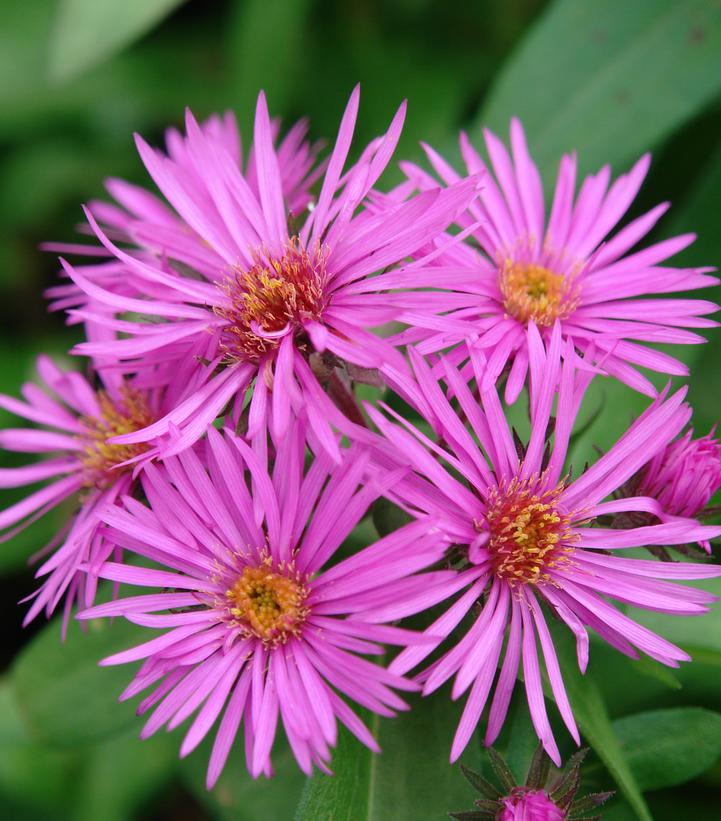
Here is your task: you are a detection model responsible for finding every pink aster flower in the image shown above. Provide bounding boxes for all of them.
[0,341,212,632]
[59,87,479,460]
[363,324,721,764]
[78,422,452,783]
[638,427,721,520]
[397,120,718,401]
[498,790,565,821]
[451,745,612,821]
[44,110,322,315]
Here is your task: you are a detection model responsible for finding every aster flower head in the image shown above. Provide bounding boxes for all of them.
[365,324,721,764]
[638,426,721,521]
[0,330,212,631]
[450,745,613,821]
[78,422,452,783]
[0,355,145,629]
[399,119,718,402]
[61,87,480,460]
[44,109,322,315]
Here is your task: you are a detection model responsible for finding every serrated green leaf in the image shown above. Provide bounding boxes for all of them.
[612,707,721,791]
[49,0,190,82]
[11,616,146,748]
[296,689,481,821]
[477,0,721,177]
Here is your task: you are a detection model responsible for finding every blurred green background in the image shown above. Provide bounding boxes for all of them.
[1,1,721,819]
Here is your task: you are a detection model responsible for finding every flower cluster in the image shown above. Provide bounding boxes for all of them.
[2,87,720,791]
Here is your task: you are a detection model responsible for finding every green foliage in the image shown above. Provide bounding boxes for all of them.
[480,0,721,177]
[11,616,146,748]
[228,0,315,124]
[612,708,721,791]
[548,627,652,821]
[635,578,721,666]
[180,735,306,821]
[49,0,190,81]
[0,679,75,817]
[296,691,481,820]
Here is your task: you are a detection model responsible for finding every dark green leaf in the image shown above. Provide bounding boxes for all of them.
[486,747,516,793]
[665,141,721,268]
[635,578,721,665]
[478,0,721,177]
[73,730,178,821]
[459,764,501,801]
[0,680,74,814]
[49,0,190,82]
[11,616,146,747]
[227,0,314,122]
[503,698,539,784]
[525,744,550,790]
[179,731,304,821]
[296,689,481,821]
[547,627,652,821]
[461,764,500,800]
[372,497,414,538]
[612,707,721,790]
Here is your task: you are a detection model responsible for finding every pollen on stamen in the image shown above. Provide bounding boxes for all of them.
[485,474,577,586]
[226,563,308,645]
[499,259,579,327]
[79,388,154,489]
[216,238,328,363]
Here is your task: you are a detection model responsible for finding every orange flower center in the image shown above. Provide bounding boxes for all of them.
[226,564,308,644]
[79,388,153,488]
[217,238,327,362]
[499,261,578,327]
[485,476,575,585]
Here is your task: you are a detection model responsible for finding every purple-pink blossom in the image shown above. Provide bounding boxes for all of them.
[499,788,565,821]
[396,119,718,401]
[363,323,721,763]
[638,427,721,521]
[58,88,479,461]
[78,422,452,782]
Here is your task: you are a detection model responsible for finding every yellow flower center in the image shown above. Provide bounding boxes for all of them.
[226,564,308,644]
[79,388,153,488]
[499,261,578,327]
[217,238,327,362]
[485,476,575,585]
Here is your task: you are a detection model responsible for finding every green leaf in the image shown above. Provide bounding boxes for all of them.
[372,497,413,539]
[180,733,306,821]
[73,729,178,821]
[635,578,721,664]
[49,0,190,82]
[478,0,721,177]
[0,679,75,815]
[296,689,481,821]
[11,616,146,748]
[502,698,538,784]
[612,707,721,791]
[548,627,652,821]
[664,141,721,269]
[228,0,314,121]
